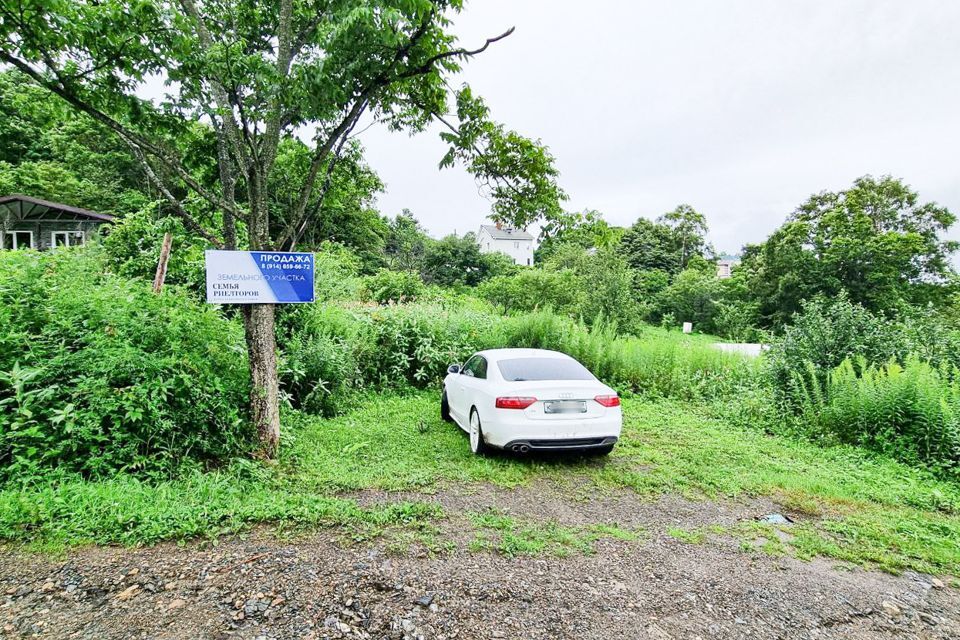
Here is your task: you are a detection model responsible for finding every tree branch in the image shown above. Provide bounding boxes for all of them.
[396,27,515,79]
[124,136,224,247]
[0,50,245,224]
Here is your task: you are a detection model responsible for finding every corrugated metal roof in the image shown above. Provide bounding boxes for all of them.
[479,224,533,241]
[0,194,115,222]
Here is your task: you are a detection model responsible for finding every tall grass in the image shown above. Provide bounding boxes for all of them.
[279,303,757,414]
[500,310,756,400]
[795,356,960,477]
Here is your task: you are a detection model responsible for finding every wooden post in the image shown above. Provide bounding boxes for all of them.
[152,232,173,293]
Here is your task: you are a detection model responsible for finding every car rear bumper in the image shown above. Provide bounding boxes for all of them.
[481,410,622,449]
[502,436,619,452]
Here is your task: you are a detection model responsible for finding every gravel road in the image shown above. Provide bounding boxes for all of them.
[1,483,957,639]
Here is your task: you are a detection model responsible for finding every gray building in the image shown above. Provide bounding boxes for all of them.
[716,254,741,279]
[1,194,114,250]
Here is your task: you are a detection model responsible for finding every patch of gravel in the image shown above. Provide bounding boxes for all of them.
[1,484,957,639]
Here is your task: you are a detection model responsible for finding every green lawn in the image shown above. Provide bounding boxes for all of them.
[1,392,958,575]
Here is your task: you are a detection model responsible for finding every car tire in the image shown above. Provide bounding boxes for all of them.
[469,408,490,456]
[440,389,452,422]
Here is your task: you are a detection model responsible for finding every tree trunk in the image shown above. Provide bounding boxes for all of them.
[242,303,281,458]
[243,165,281,458]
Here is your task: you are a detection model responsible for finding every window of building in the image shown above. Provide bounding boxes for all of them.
[51,231,85,247]
[3,231,34,250]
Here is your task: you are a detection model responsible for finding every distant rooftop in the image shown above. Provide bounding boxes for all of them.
[479,224,534,241]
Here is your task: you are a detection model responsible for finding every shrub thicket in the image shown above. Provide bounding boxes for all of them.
[795,357,960,477]
[278,299,755,415]
[0,249,250,481]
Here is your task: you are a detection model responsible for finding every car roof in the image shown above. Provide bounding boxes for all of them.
[473,348,574,362]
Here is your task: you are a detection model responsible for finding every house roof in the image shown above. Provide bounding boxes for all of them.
[0,194,115,222]
[479,224,534,241]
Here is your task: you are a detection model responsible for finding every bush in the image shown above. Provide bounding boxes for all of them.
[361,269,425,304]
[477,269,579,315]
[0,249,250,481]
[652,266,721,333]
[794,356,960,477]
[766,294,897,403]
[101,204,207,295]
[277,300,756,414]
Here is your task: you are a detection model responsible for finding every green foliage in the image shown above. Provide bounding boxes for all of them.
[272,139,387,272]
[536,209,622,262]
[653,266,721,333]
[543,244,645,333]
[659,204,711,270]
[0,249,250,481]
[620,206,711,276]
[794,357,960,478]
[439,85,566,229]
[477,268,579,315]
[737,176,957,329]
[0,70,149,216]
[101,204,207,293]
[420,232,510,287]
[766,294,898,401]
[383,209,429,272]
[362,269,425,304]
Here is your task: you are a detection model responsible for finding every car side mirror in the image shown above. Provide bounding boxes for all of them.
[447,364,461,374]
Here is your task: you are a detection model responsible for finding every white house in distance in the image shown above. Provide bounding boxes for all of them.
[477,224,535,266]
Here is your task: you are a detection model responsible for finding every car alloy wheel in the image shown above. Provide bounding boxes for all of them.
[469,409,488,455]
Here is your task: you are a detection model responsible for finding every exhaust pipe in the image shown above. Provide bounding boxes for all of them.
[519,444,530,454]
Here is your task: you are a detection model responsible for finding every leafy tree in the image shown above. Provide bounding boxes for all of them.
[739,176,957,330]
[658,204,711,271]
[384,209,430,272]
[269,139,387,272]
[0,70,150,215]
[544,244,642,333]
[422,233,489,287]
[654,264,721,333]
[536,209,622,262]
[1,1,564,456]
[733,224,823,330]
[790,175,956,312]
[478,268,579,315]
[620,207,711,276]
[620,217,679,274]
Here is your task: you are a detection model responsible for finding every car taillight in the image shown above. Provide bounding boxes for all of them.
[594,395,620,407]
[496,397,537,410]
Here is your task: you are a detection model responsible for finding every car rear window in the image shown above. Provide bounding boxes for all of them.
[497,358,596,382]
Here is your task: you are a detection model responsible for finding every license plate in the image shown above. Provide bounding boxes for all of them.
[544,400,587,414]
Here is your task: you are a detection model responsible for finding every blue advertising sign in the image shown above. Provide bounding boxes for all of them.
[205,250,315,304]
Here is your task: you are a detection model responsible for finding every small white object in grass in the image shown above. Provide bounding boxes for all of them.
[682,322,692,334]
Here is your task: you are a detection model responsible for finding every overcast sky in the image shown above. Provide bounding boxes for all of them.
[357,0,960,254]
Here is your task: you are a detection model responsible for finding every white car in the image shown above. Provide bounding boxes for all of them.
[441,348,622,455]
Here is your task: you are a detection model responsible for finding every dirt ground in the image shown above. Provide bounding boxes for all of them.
[1,482,957,640]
